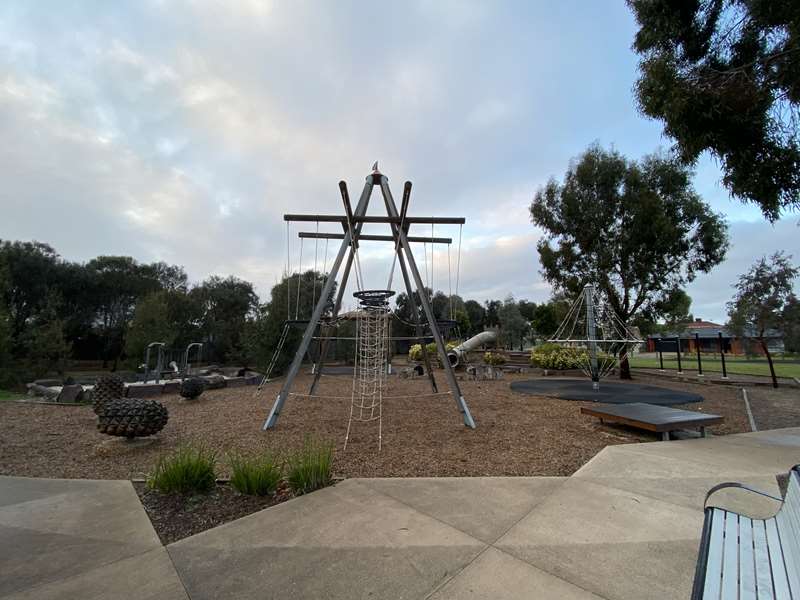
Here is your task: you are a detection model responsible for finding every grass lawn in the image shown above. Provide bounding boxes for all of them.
[630,355,800,379]
[0,389,28,402]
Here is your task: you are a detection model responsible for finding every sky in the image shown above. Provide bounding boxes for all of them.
[0,1,797,323]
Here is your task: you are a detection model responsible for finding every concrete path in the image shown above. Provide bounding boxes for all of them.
[2,428,798,599]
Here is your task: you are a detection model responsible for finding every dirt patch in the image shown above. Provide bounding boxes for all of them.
[0,372,751,480]
[134,480,293,544]
[745,386,800,431]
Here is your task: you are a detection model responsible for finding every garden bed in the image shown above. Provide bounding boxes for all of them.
[0,371,755,481]
[133,480,294,544]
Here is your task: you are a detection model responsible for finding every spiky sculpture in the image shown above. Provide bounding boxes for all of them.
[179,377,205,400]
[92,374,126,415]
[97,398,169,438]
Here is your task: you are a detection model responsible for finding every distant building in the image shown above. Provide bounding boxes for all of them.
[646,318,784,355]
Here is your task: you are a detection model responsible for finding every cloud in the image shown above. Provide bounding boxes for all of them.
[0,1,795,324]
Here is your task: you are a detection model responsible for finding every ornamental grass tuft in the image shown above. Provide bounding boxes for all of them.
[147,444,216,494]
[286,437,334,495]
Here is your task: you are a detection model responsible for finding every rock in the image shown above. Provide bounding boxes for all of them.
[56,384,84,403]
[202,374,227,390]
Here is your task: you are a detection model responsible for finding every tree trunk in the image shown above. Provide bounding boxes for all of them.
[619,348,632,380]
[761,337,778,388]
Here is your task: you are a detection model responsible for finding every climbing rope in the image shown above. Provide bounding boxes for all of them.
[294,237,304,320]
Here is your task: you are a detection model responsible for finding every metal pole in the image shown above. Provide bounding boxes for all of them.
[719,332,728,379]
[263,177,374,430]
[695,333,703,377]
[675,336,683,374]
[378,176,475,428]
[584,284,599,389]
[658,339,664,371]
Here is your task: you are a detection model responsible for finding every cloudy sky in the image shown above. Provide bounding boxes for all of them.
[1,1,797,322]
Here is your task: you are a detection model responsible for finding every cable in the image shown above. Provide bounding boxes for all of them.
[455,224,463,298]
[286,221,291,320]
[447,243,453,319]
[312,220,319,315]
[295,238,304,320]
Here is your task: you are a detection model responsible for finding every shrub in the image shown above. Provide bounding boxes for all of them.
[229,451,283,496]
[147,445,216,494]
[530,344,589,370]
[286,437,334,495]
[409,341,458,363]
[483,351,506,366]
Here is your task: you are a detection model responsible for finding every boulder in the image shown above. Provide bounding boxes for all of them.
[57,384,84,403]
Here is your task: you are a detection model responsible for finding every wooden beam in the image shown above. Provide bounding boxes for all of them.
[284,214,465,225]
[298,232,452,244]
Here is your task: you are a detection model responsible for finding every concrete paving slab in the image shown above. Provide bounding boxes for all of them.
[356,477,566,543]
[573,444,778,479]
[1,547,188,600]
[496,478,702,548]
[429,547,603,600]
[499,539,698,600]
[0,478,160,546]
[168,479,486,599]
[0,476,162,598]
[575,475,782,517]
[617,435,800,474]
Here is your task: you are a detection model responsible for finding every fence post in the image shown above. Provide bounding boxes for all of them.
[719,332,728,379]
[695,333,703,377]
[675,337,683,374]
[658,338,664,371]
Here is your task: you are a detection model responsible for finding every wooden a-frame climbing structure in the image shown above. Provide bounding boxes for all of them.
[262,164,476,430]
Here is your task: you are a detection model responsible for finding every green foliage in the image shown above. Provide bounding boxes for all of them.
[628,0,800,220]
[23,293,71,378]
[531,145,728,329]
[228,451,283,496]
[286,437,334,495]
[147,445,216,495]
[409,341,456,363]
[498,295,530,350]
[784,296,800,354]
[124,291,178,365]
[483,351,506,366]
[530,343,588,370]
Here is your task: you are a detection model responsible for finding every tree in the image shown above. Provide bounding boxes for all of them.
[246,271,334,374]
[125,291,179,366]
[23,293,71,378]
[464,300,485,337]
[531,298,570,340]
[498,295,530,350]
[485,300,501,327]
[727,252,798,387]
[531,145,728,378]
[192,275,259,364]
[628,0,800,220]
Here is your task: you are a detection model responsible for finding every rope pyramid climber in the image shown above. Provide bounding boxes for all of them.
[549,284,643,389]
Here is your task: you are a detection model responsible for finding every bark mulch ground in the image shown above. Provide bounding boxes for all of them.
[746,386,800,431]
[133,480,294,544]
[0,372,754,481]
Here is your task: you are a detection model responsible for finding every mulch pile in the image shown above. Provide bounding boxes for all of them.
[0,372,751,480]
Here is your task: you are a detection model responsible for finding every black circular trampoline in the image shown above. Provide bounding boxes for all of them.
[510,378,702,406]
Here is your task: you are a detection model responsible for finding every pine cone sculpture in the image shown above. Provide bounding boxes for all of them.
[97,398,168,438]
[92,374,126,415]
[179,377,205,400]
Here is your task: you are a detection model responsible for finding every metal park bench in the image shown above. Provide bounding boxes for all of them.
[692,465,800,599]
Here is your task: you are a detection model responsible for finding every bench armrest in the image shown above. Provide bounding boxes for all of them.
[704,481,782,509]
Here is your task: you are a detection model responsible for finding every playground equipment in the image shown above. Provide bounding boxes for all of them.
[549,283,643,389]
[261,164,476,442]
[182,343,203,377]
[143,342,165,384]
[447,330,498,367]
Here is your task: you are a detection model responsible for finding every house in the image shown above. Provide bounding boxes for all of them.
[646,318,784,356]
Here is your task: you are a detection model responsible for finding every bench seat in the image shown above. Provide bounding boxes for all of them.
[692,465,800,599]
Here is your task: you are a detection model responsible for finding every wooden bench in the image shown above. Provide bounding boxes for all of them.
[692,465,800,599]
[580,402,723,440]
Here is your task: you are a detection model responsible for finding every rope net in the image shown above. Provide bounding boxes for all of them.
[548,285,643,384]
[345,290,394,451]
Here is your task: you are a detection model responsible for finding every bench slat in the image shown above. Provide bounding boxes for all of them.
[740,516,757,600]
[766,518,791,599]
[704,509,726,599]
[753,520,775,600]
[722,512,740,599]
[778,473,800,596]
